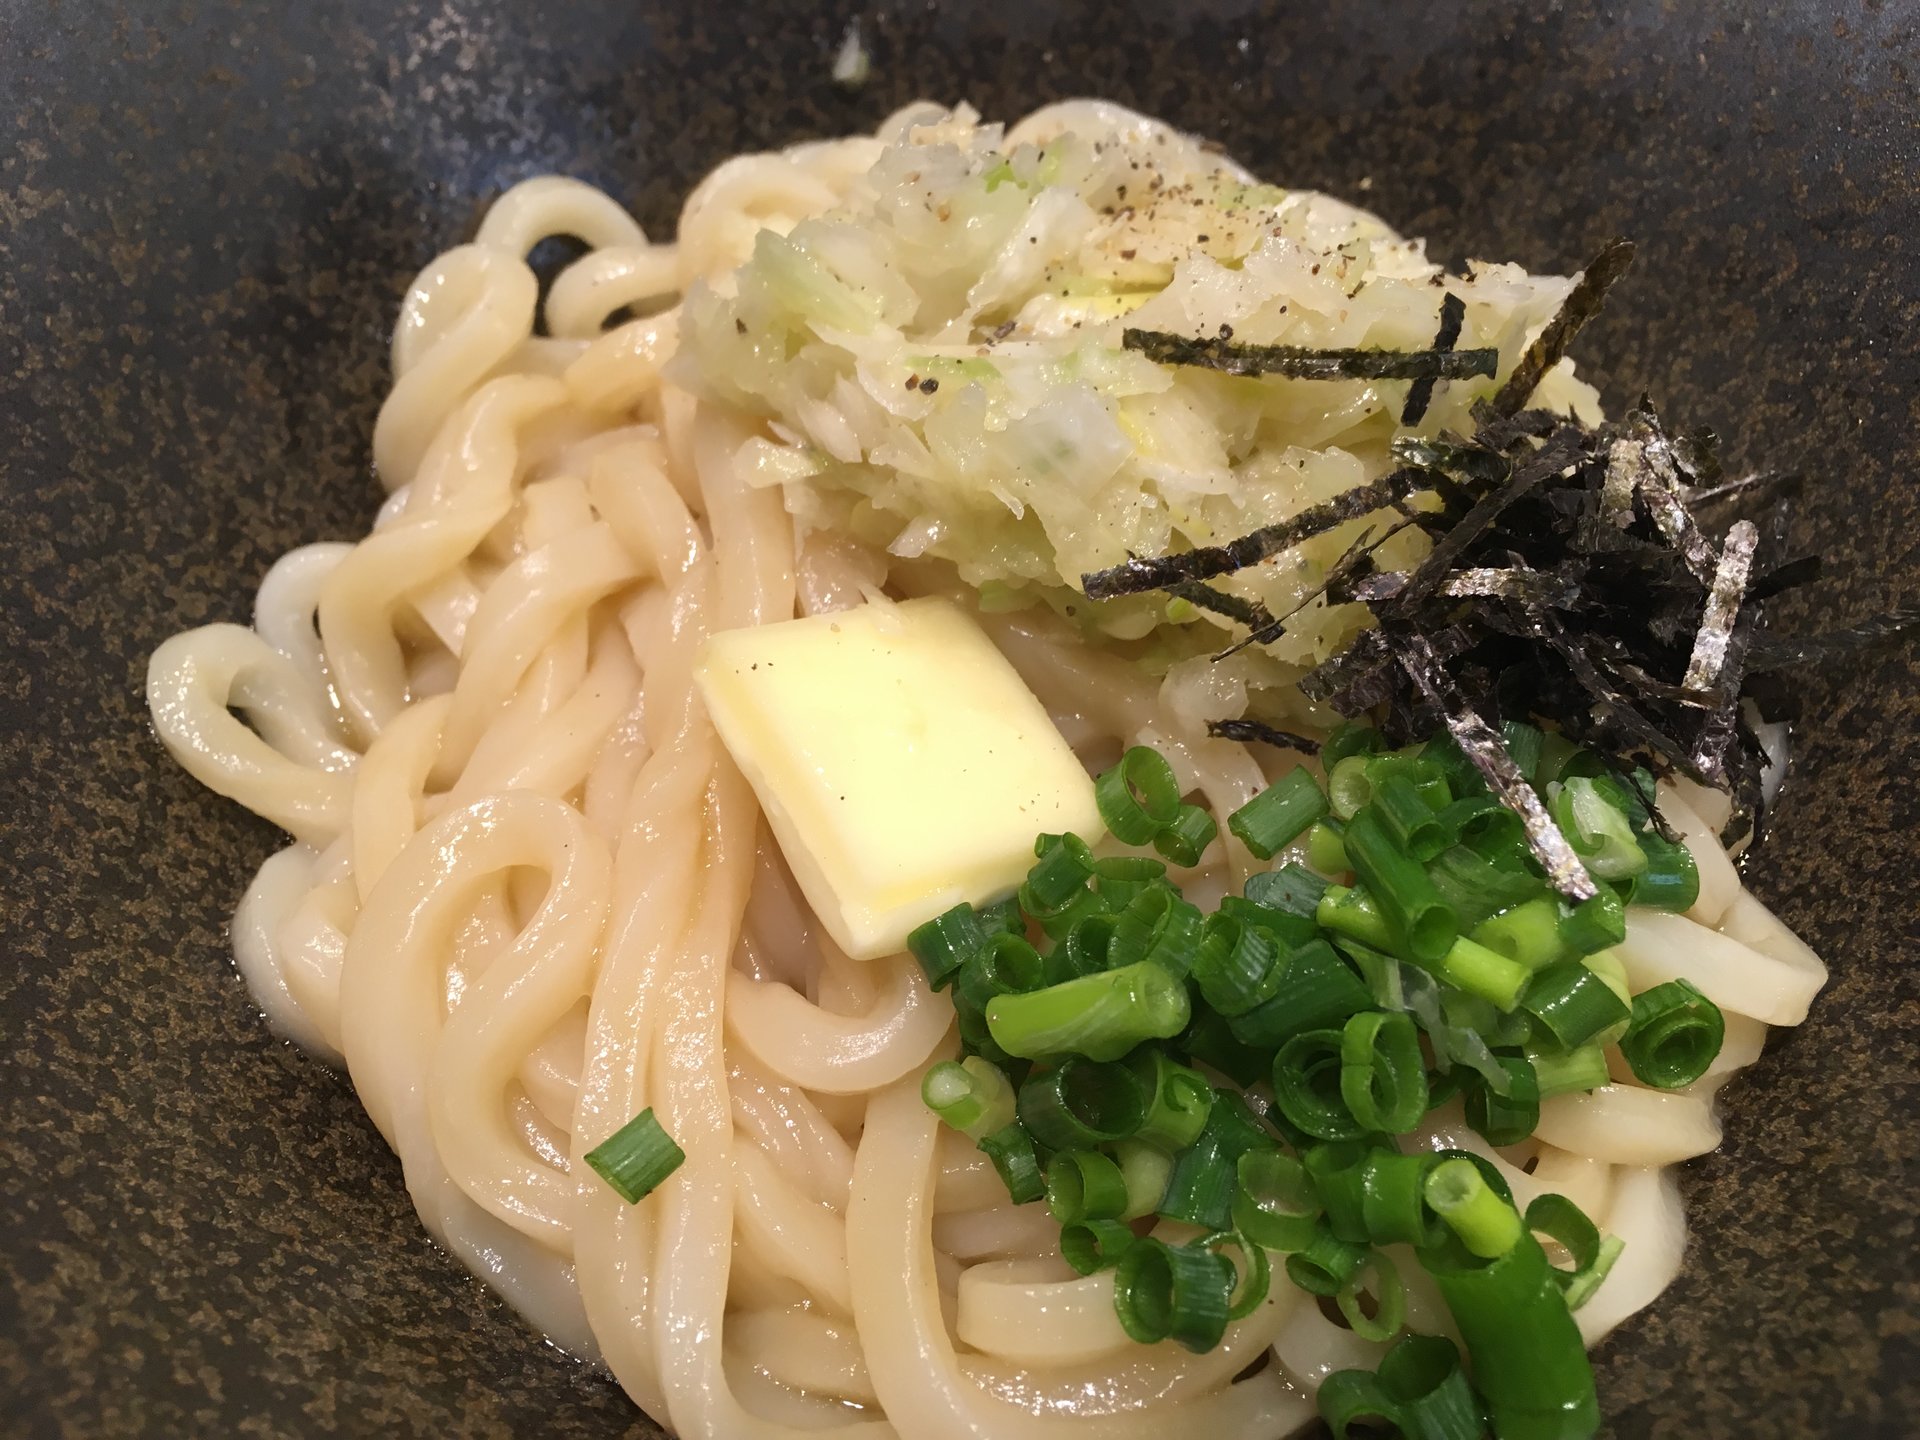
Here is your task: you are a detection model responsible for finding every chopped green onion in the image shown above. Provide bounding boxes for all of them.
[1112,1136,1175,1220]
[1561,1234,1626,1311]
[1581,948,1633,1046]
[1180,1007,1272,1089]
[583,1108,685,1204]
[1315,883,1397,952]
[1095,746,1183,845]
[1418,731,1487,798]
[1552,777,1648,880]
[1056,913,1118,979]
[1343,809,1457,963]
[1044,1149,1129,1225]
[1339,1010,1429,1134]
[921,1056,1017,1140]
[1523,960,1633,1049]
[1439,792,1528,857]
[1558,886,1627,956]
[1464,1053,1540,1146]
[1427,934,1533,1012]
[1284,1225,1370,1296]
[1621,978,1725,1088]
[907,903,984,991]
[1160,1090,1270,1230]
[985,960,1190,1062]
[1303,1140,1377,1244]
[1501,720,1546,782]
[975,895,1024,938]
[1021,832,1098,914]
[1316,1373,1402,1440]
[1424,1156,1523,1259]
[1526,1040,1610,1098]
[1192,912,1284,1016]
[1198,1229,1273,1321]
[1358,1149,1448,1249]
[1524,1192,1602,1285]
[1336,1249,1407,1342]
[1133,1050,1215,1151]
[1154,803,1219,866]
[1622,829,1700,912]
[977,1122,1046,1204]
[1370,775,1450,862]
[1231,1150,1322,1252]
[1322,721,1386,770]
[1092,854,1168,911]
[1216,894,1319,950]
[1113,1237,1235,1352]
[1227,766,1329,859]
[1320,1334,1482,1440]
[1470,895,1569,971]
[1230,938,1373,1049]
[954,931,1047,1014]
[1060,1216,1139,1274]
[1244,861,1331,919]
[1422,1229,1599,1440]
[1426,844,1548,930]
[1273,1028,1366,1141]
[1308,818,1351,874]
[1108,886,1205,979]
[1016,1058,1148,1150]
[1327,753,1375,820]
[1533,730,1583,785]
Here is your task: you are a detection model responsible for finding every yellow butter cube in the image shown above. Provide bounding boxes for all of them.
[694,597,1102,961]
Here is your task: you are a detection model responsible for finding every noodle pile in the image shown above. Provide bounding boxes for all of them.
[147,102,1829,1438]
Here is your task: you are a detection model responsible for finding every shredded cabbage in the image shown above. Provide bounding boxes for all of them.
[675,102,1603,721]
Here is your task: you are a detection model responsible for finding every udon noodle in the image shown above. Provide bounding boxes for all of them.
[148,101,1827,1438]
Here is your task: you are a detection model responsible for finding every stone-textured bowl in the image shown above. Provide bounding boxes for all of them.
[4,2,1915,1435]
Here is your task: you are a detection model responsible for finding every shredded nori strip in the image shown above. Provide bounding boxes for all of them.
[1167,580,1275,633]
[1206,719,1321,754]
[1489,239,1635,417]
[1400,292,1467,426]
[1081,466,1429,599]
[1122,327,1499,383]
[1683,520,1758,694]
[1396,635,1598,900]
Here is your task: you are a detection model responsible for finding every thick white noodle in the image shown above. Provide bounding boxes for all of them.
[144,106,1831,1438]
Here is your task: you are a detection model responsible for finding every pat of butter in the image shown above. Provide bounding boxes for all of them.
[694,597,1102,961]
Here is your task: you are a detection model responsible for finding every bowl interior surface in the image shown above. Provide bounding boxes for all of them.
[3,2,1916,1436]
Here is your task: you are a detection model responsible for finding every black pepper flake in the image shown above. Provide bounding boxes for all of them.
[905,374,919,391]
[734,317,747,335]
[918,377,939,394]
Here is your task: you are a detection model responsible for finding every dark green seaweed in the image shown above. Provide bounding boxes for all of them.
[1488,239,1635,417]
[1122,327,1499,383]
[1205,719,1322,754]
[1399,292,1467,425]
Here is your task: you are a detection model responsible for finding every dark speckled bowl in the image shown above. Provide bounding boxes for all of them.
[4,3,1916,1435]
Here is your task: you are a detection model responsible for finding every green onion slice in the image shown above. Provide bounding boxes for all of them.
[1016,1057,1148,1151]
[1523,959,1633,1050]
[583,1108,685,1204]
[1154,803,1219,867]
[921,1056,1017,1141]
[1060,1216,1139,1274]
[1113,1237,1236,1352]
[1273,1027,1366,1141]
[907,903,984,991]
[1621,978,1725,1088]
[1108,886,1204,979]
[1044,1149,1130,1225]
[1339,1010,1429,1135]
[1284,1225,1370,1296]
[1095,746,1183,845]
[985,960,1190,1063]
[1133,1050,1215,1151]
[1424,1156,1523,1259]
[1464,1052,1541,1147]
[976,1122,1046,1205]
[1230,1150,1322,1253]
[1192,911,1284,1017]
[1197,1228,1273,1321]
[1227,766,1329,860]
[1336,1248,1407,1342]
[1343,809,1457,964]
[1371,774,1450,862]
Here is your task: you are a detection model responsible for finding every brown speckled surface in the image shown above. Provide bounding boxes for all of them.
[3,2,1915,1436]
